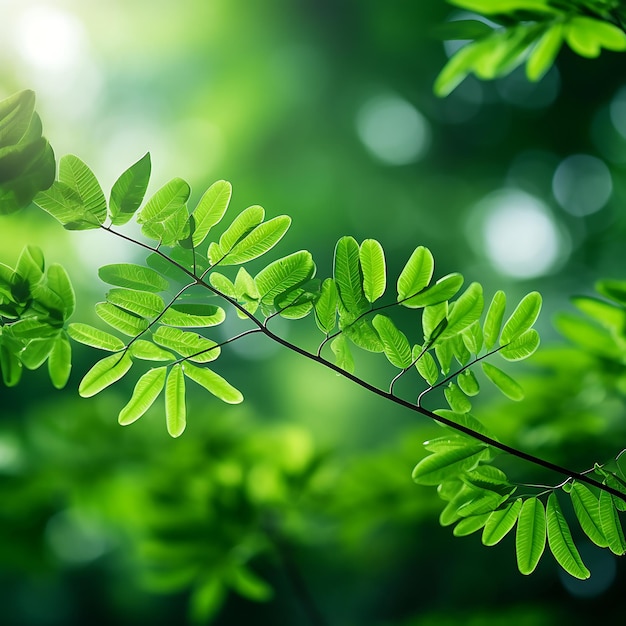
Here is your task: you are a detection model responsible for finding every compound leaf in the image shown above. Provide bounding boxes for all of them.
[209,205,265,262]
[118,366,167,425]
[58,154,107,226]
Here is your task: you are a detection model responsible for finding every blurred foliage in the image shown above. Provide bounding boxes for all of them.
[2,1,626,625]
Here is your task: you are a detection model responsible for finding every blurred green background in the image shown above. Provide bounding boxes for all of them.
[1,1,626,624]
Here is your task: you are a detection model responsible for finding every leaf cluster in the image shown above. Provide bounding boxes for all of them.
[0,90,55,215]
[435,0,626,95]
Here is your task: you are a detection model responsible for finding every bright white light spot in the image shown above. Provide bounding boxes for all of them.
[552,154,612,217]
[14,6,86,72]
[356,94,431,165]
[478,190,563,278]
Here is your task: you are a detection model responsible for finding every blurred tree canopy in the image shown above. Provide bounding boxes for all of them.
[2,1,626,625]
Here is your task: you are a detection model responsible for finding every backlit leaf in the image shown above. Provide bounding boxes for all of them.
[440,283,484,340]
[59,155,107,226]
[192,180,232,247]
[481,362,524,401]
[397,246,434,304]
[334,236,367,314]
[454,513,491,537]
[118,366,166,425]
[99,264,169,293]
[160,303,226,328]
[599,489,626,555]
[457,369,479,396]
[516,497,546,575]
[255,251,315,304]
[402,273,464,309]
[359,239,386,303]
[546,493,590,579]
[444,382,472,414]
[411,444,487,486]
[331,334,354,373]
[483,290,506,350]
[413,344,439,386]
[500,292,541,345]
[372,314,412,368]
[129,340,174,362]
[482,499,523,546]
[570,482,607,548]
[95,302,149,337]
[109,152,151,226]
[153,326,220,363]
[46,263,75,319]
[165,363,186,437]
[48,331,71,389]
[106,288,164,318]
[183,362,243,404]
[499,329,540,361]
[209,205,265,262]
[78,352,132,398]
[314,278,338,334]
[526,23,563,81]
[67,323,125,351]
[222,215,291,265]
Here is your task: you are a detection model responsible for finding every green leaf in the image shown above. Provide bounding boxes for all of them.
[20,338,54,370]
[228,565,273,602]
[500,292,542,345]
[599,489,626,555]
[423,435,469,453]
[413,344,439,386]
[483,290,506,350]
[359,239,386,303]
[449,0,555,14]
[106,288,164,318]
[99,263,169,293]
[209,272,237,299]
[397,246,434,304]
[516,497,546,575]
[183,362,243,404]
[482,499,523,546]
[334,236,368,314]
[48,331,71,389]
[440,283,484,340]
[565,16,626,59]
[165,363,186,437]
[462,321,483,355]
[0,89,36,145]
[341,317,384,353]
[191,180,232,247]
[9,318,60,339]
[457,490,509,518]
[554,313,618,359]
[570,482,607,548]
[422,302,448,343]
[453,513,491,537]
[78,352,133,398]
[153,326,220,363]
[411,444,488,486]
[526,23,563,81]
[481,362,524,401]
[434,40,484,97]
[457,369,479,396]
[255,251,315,304]
[138,177,190,227]
[128,339,174,362]
[546,493,590,579]
[0,341,22,386]
[46,263,75,319]
[331,334,354,373]
[34,181,93,229]
[401,273,464,309]
[314,278,338,334]
[67,323,125,351]
[160,303,226,328]
[499,329,540,361]
[118,366,167,425]
[451,333,471,366]
[95,302,149,337]
[372,314,412,369]
[221,215,291,265]
[571,296,626,333]
[58,155,107,226]
[444,382,472,414]
[435,339,454,376]
[109,152,151,226]
[209,205,265,262]
[596,278,626,306]
[234,267,260,302]
[16,244,44,285]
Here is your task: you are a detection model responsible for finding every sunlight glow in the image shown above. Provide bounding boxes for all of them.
[356,94,431,165]
[476,190,564,279]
